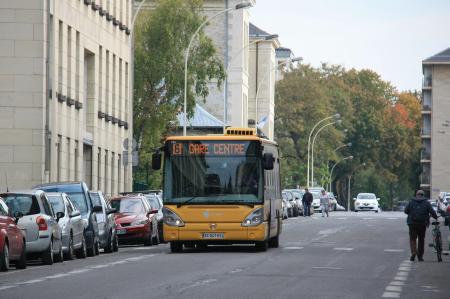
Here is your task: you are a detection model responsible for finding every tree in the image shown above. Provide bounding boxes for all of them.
[133,0,226,188]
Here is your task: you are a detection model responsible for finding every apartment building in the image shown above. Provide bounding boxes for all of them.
[421,48,450,198]
[0,0,133,195]
[248,23,280,140]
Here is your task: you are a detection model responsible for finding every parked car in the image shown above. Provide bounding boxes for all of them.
[354,193,380,212]
[311,191,321,211]
[47,192,86,260]
[90,191,118,253]
[143,193,164,243]
[335,203,346,211]
[110,195,159,246]
[286,189,304,215]
[1,190,64,265]
[283,190,299,217]
[281,198,289,219]
[0,197,27,271]
[282,192,293,217]
[34,182,101,257]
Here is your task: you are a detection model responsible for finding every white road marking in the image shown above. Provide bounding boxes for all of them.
[398,266,411,271]
[388,218,399,220]
[384,249,405,252]
[283,246,304,250]
[333,247,354,251]
[229,268,243,274]
[386,286,402,292]
[21,279,45,284]
[393,276,407,281]
[382,292,400,298]
[396,271,409,277]
[44,273,70,279]
[67,269,92,275]
[312,267,344,270]
[178,279,218,293]
[0,285,15,291]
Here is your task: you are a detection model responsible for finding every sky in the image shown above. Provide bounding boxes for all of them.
[250,0,450,91]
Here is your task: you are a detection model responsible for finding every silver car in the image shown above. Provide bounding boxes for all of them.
[89,191,118,253]
[1,190,64,265]
[47,192,86,260]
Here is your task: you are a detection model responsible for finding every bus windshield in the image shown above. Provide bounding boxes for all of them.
[163,140,263,205]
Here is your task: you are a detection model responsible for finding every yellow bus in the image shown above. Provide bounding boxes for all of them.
[151,128,282,252]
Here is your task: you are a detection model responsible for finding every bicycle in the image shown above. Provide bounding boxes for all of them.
[429,217,443,262]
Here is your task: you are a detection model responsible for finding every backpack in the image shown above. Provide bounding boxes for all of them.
[409,200,430,224]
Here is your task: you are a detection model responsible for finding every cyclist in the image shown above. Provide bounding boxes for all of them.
[404,190,438,262]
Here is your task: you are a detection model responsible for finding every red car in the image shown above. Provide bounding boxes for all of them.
[0,197,27,271]
[109,195,159,246]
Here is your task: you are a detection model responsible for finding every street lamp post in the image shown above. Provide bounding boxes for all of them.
[254,57,302,129]
[334,142,352,153]
[183,2,252,136]
[310,120,342,186]
[347,162,366,212]
[223,34,278,132]
[306,114,340,188]
[328,155,353,193]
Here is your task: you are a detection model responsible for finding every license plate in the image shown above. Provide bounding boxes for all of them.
[117,229,127,235]
[202,233,224,239]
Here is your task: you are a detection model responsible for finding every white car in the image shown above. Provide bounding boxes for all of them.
[311,191,321,211]
[354,193,379,212]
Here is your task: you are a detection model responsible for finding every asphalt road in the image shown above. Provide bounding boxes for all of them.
[1,212,449,299]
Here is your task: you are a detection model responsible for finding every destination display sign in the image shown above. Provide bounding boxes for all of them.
[168,141,258,156]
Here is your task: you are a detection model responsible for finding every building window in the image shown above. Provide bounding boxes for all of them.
[104,150,108,195]
[119,58,122,120]
[75,141,79,180]
[66,137,71,180]
[84,50,95,133]
[67,26,72,98]
[99,46,103,112]
[112,54,116,116]
[75,31,80,102]
[125,62,129,122]
[106,50,110,115]
[98,147,102,190]
[57,135,62,182]
[118,154,121,193]
[111,152,115,195]
[58,21,63,95]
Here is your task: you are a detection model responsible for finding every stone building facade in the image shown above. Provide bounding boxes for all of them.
[0,0,133,195]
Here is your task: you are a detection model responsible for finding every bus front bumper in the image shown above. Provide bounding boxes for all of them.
[163,222,268,243]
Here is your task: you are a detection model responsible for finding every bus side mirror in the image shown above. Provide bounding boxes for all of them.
[263,153,274,170]
[152,151,162,170]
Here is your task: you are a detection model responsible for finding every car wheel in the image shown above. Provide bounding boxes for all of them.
[255,240,268,252]
[144,230,153,246]
[104,232,113,253]
[94,239,100,256]
[170,242,183,253]
[268,234,279,248]
[42,239,54,265]
[14,240,27,269]
[0,242,10,271]
[65,235,75,260]
[112,233,119,252]
[76,235,87,259]
[54,241,64,263]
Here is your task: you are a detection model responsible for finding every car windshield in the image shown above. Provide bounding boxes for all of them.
[357,194,376,200]
[2,194,41,216]
[145,196,160,209]
[110,198,145,214]
[66,193,88,214]
[291,191,302,199]
[311,192,320,200]
[47,195,65,214]
[163,141,263,205]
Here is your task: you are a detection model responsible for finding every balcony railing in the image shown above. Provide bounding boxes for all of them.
[420,174,431,184]
[421,152,431,160]
[423,76,432,88]
[421,128,431,136]
[422,105,431,111]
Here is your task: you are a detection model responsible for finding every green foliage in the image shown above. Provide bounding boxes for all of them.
[276,65,422,209]
[133,0,226,189]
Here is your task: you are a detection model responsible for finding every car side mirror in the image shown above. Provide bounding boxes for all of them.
[353,198,356,201]
[107,208,117,214]
[13,211,23,224]
[152,151,162,170]
[56,211,65,222]
[263,153,274,170]
[92,205,103,213]
[148,209,158,216]
[376,198,380,201]
[70,210,81,218]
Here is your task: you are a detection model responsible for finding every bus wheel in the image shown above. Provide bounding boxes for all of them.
[255,240,268,252]
[268,234,279,248]
[170,242,183,253]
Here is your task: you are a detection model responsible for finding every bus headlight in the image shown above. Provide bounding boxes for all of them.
[162,207,185,227]
[242,208,263,227]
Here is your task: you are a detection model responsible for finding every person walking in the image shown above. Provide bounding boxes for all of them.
[404,190,437,262]
[302,188,313,217]
[319,189,330,217]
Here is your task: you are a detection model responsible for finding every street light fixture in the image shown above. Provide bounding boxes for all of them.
[334,143,352,152]
[307,113,340,187]
[328,155,353,192]
[310,120,342,186]
[223,34,278,132]
[254,56,303,129]
[182,2,253,136]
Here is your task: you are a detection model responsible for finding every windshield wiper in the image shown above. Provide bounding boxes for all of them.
[176,195,221,208]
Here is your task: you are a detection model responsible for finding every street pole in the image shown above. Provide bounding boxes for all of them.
[223,34,278,132]
[328,155,353,193]
[347,175,351,212]
[307,114,340,188]
[254,57,302,130]
[311,120,341,186]
[183,2,252,136]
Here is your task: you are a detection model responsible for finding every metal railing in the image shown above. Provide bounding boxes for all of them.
[423,76,432,88]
